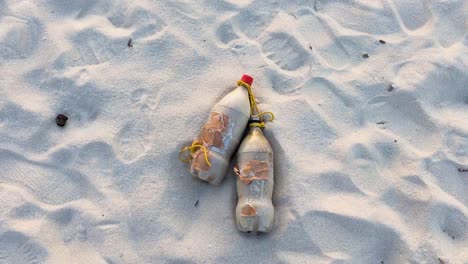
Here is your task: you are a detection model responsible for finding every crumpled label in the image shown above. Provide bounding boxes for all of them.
[191,112,230,173]
[240,204,257,217]
[199,112,229,148]
[191,148,211,172]
[234,160,269,184]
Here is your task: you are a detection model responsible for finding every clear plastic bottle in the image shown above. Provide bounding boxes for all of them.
[189,75,252,184]
[234,117,274,232]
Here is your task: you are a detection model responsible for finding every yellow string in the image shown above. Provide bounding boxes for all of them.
[249,111,275,128]
[249,122,265,128]
[178,142,212,167]
[237,80,275,128]
[237,80,259,116]
[258,111,275,122]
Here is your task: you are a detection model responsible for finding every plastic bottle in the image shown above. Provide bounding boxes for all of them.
[189,75,252,184]
[234,116,274,232]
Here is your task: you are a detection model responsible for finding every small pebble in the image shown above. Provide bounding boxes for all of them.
[362,54,369,58]
[388,84,395,92]
[379,40,386,44]
[56,114,68,127]
[127,38,133,48]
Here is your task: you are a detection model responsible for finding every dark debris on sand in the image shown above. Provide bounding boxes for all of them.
[56,114,68,127]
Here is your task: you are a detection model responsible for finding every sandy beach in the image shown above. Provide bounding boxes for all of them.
[0,0,467,263]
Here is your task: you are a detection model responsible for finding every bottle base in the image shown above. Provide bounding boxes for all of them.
[236,203,274,232]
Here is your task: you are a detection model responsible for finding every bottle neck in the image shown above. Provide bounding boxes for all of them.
[248,124,263,133]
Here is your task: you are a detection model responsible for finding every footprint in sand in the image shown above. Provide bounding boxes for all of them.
[364,91,441,153]
[48,206,122,245]
[0,103,43,143]
[276,99,336,154]
[233,9,276,40]
[0,231,47,264]
[404,60,468,107]
[314,0,399,35]
[348,143,374,166]
[131,88,161,111]
[54,82,105,124]
[48,208,89,242]
[42,0,101,17]
[215,19,239,46]
[264,67,304,95]
[77,141,116,174]
[425,157,467,205]
[389,0,430,31]
[36,70,104,111]
[431,203,468,241]
[0,16,41,60]
[445,130,468,164]
[295,9,350,70]
[10,203,46,220]
[302,210,410,262]
[316,171,364,194]
[380,186,431,229]
[261,32,310,72]
[71,28,126,65]
[114,121,152,163]
[108,7,167,40]
[263,209,324,259]
[301,77,354,128]
[428,0,466,47]
[0,150,97,205]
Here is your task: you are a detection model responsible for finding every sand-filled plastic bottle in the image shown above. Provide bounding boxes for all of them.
[188,75,252,184]
[234,118,274,232]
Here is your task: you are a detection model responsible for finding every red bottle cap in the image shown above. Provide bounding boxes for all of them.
[240,75,253,86]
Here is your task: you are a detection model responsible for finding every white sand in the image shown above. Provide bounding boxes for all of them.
[0,0,467,263]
